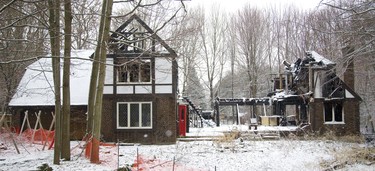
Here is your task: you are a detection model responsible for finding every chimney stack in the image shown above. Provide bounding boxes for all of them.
[342,46,355,90]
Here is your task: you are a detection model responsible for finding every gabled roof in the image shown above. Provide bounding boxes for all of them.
[9,50,95,106]
[109,14,177,57]
[283,51,361,101]
[330,74,362,101]
[305,51,336,69]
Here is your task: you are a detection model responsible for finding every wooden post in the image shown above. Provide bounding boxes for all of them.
[19,111,28,138]
[1,113,20,154]
[19,111,32,136]
[43,112,56,150]
[215,100,220,127]
[31,110,42,144]
[308,62,313,92]
[263,103,267,116]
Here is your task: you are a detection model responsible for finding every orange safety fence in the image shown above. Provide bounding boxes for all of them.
[20,128,55,145]
[0,126,18,134]
[84,139,116,159]
[85,140,92,158]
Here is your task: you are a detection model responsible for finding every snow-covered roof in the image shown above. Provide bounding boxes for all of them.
[308,51,336,67]
[9,50,95,106]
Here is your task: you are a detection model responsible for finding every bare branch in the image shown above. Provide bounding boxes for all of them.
[0,0,17,13]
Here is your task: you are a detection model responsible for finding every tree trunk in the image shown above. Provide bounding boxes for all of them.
[48,0,62,165]
[90,0,113,164]
[86,0,108,141]
[61,0,72,161]
[85,0,107,158]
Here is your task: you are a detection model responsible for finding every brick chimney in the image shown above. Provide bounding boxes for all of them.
[342,46,355,90]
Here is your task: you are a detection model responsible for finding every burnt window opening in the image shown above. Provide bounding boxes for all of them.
[117,59,151,83]
[323,72,344,98]
[273,77,286,90]
[140,62,151,82]
[110,27,153,53]
[324,102,343,123]
[125,32,147,52]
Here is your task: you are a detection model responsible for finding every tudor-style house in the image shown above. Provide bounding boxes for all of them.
[306,51,361,135]
[281,50,361,135]
[9,14,178,144]
[214,50,361,136]
[101,14,178,144]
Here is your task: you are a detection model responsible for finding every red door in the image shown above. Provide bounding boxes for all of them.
[178,105,187,137]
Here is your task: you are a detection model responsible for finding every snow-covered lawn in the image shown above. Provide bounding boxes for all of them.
[1,126,374,171]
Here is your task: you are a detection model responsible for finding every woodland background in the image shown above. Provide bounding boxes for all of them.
[0,0,374,136]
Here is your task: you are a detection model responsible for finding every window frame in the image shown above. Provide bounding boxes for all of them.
[116,101,153,129]
[116,58,152,84]
[323,101,344,124]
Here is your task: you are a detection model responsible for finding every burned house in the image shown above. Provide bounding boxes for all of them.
[300,51,361,135]
[215,51,361,135]
[9,14,178,144]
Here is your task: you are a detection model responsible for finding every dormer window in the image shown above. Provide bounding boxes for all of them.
[117,59,151,83]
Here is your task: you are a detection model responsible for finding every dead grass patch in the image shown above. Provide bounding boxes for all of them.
[295,130,366,143]
[320,131,366,143]
[215,130,239,144]
[320,146,375,170]
[214,129,241,152]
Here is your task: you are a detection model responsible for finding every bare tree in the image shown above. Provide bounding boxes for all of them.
[169,6,204,103]
[0,0,47,112]
[47,0,62,165]
[197,4,228,109]
[62,0,72,160]
[306,7,344,60]
[1,0,74,164]
[280,6,308,61]
[234,5,268,98]
[85,0,113,163]
[71,0,101,49]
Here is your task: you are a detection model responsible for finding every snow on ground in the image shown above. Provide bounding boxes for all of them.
[1,125,374,171]
[187,124,299,137]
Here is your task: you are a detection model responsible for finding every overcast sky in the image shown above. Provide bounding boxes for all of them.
[185,0,324,12]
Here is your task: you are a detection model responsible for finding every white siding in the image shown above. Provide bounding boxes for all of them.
[103,86,113,94]
[314,72,322,98]
[105,58,113,84]
[345,90,355,98]
[155,85,172,94]
[117,86,133,94]
[155,58,172,84]
[135,86,152,94]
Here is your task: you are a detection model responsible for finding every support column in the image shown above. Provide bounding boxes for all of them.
[215,100,220,127]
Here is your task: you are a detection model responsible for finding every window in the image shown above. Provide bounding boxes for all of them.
[117,59,151,83]
[117,102,152,129]
[323,73,344,98]
[324,102,344,123]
